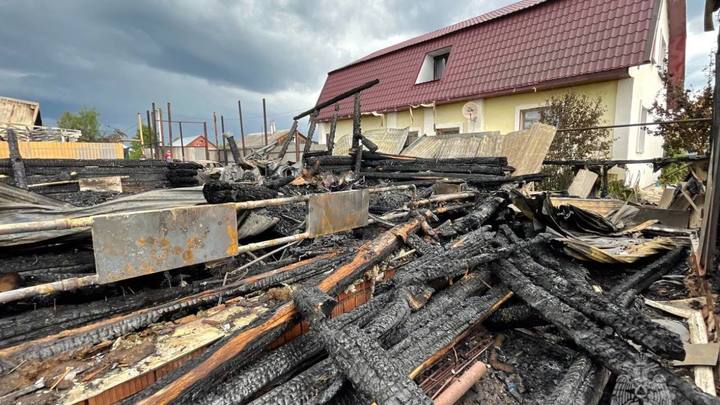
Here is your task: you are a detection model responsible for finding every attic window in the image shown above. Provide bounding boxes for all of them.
[416,47,451,84]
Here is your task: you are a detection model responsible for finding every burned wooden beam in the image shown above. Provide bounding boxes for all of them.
[491,259,717,405]
[200,292,396,405]
[132,216,429,404]
[0,254,339,369]
[508,251,685,360]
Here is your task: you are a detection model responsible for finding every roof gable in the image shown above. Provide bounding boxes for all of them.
[316,0,660,120]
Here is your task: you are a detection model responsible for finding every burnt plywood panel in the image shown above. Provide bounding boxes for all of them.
[500,123,556,175]
[0,97,40,126]
[567,169,598,198]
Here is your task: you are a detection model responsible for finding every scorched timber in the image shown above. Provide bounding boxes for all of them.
[291,286,431,405]
[133,215,430,405]
[200,292,396,405]
[508,251,685,360]
[491,259,718,405]
[0,254,338,370]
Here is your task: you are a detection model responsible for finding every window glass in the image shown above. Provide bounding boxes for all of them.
[433,53,449,80]
[436,127,460,136]
[520,108,543,130]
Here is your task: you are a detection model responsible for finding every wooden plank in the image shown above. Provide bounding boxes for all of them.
[567,169,598,198]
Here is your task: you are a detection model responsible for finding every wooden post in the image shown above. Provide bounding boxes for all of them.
[166,103,174,160]
[178,122,186,162]
[220,115,227,164]
[136,113,144,150]
[146,110,155,159]
[327,103,339,154]
[212,112,220,161]
[277,120,298,161]
[262,98,268,146]
[295,130,300,162]
[352,92,363,173]
[303,111,318,156]
[226,134,242,164]
[203,121,210,161]
[6,129,27,189]
[157,107,165,159]
[238,100,247,157]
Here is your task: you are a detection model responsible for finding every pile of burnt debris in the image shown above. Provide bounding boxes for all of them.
[0,146,716,405]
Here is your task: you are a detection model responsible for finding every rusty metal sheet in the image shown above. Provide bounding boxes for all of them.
[92,204,238,283]
[307,189,369,236]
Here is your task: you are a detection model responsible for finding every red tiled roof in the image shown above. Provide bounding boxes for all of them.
[315,0,659,121]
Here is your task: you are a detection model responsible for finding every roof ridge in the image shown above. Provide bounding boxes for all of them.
[331,0,549,72]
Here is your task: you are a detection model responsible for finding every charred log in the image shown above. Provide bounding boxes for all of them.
[508,251,685,360]
[203,180,278,204]
[491,259,717,405]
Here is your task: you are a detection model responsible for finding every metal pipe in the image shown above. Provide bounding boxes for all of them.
[146,110,155,159]
[432,362,488,405]
[0,185,414,236]
[220,115,227,165]
[408,191,477,208]
[237,232,310,254]
[136,113,144,148]
[0,275,98,304]
[262,98,268,146]
[238,100,247,157]
[293,79,379,121]
[157,107,165,158]
[213,112,220,159]
[556,117,711,132]
[166,102,174,160]
[203,121,210,161]
[178,122,185,162]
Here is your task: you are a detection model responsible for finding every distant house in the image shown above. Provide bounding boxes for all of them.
[241,129,308,151]
[171,134,217,149]
[314,0,686,186]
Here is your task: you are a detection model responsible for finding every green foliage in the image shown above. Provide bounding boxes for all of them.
[650,59,712,184]
[538,93,611,191]
[129,124,156,160]
[57,108,101,142]
[606,180,635,201]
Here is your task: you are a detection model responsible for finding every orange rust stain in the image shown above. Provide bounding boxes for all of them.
[161,239,170,248]
[226,224,239,256]
[172,246,183,255]
[182,250,194,263]
[136,237,147,247]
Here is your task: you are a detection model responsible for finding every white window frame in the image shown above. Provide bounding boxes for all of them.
[435,122,463,136]
[514,103,544,131]
[416,47,452,84]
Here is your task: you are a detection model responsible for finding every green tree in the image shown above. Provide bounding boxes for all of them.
[129,124,156,159]
[539,93,611,190]
[650,59,713,184]
[56,108,102,142]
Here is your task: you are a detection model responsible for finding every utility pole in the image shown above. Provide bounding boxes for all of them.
[136,113,145,158]
[238,100,247,157]
[166,102,174,160]
[262,98,268,145]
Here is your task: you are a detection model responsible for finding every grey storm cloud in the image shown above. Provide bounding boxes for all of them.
[0,0,714,135]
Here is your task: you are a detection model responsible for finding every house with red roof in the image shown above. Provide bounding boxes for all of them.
[314,0,686,186]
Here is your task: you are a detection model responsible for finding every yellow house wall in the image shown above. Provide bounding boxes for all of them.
[330,80,618,136]
[483,81,617,134]
[334,116,384,140]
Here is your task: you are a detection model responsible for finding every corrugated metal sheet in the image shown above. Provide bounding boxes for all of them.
[333,127,409,156]
[401,131,500,158]
[315,0,656,120]
[399,123,556,175]
[0,141,123,159]
[0,97,40,126]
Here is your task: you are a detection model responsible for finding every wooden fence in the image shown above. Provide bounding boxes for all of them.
[0,141,124,159]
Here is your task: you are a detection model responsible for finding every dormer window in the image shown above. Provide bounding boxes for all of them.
[433,53,449,80]
[416,47,451,84]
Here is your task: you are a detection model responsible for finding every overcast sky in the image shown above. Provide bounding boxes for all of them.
[0,0,716,139]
